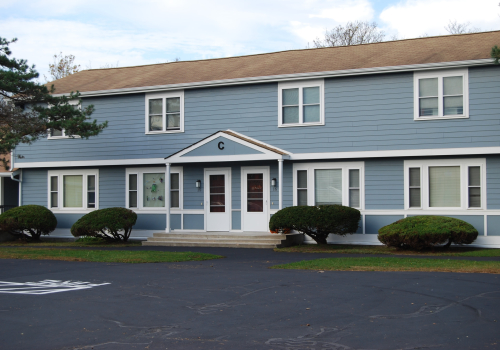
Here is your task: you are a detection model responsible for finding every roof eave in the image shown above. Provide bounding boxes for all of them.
[51,58,494,98]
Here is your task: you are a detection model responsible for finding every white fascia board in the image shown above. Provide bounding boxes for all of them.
[225,129,290,155]
[14,146,500,169]
[15,158,166,169]
[290,146,500,161]
[51,59,493,98]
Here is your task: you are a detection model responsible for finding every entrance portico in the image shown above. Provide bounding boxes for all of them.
[163,130,289,233]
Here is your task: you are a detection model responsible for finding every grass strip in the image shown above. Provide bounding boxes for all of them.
[271,257,500,274]
[0,241,142,248]
[275,244,500,257]
[0,248,223,263]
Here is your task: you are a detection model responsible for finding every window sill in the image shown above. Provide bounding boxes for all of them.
[414,115,469,121]
[50,208,97,214]
[278,122,324,128]
[128,208,179,214]
[146,130,183,135]
[47,135,81,140]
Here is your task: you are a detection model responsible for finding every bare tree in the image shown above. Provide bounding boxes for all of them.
[445,20,481,34]
[312,21,385,48]
[45,52,80,81]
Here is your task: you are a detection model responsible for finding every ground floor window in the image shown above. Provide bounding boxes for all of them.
[48,170,98,211]
[404,158,485,210]
[126,167,182,210]
[293,162,364,209]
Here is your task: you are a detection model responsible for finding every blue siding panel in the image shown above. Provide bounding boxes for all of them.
[232,211,241,230]
[135,214,165,230]
[55,214,84,228]
[487,156,500,209]
[365,215,404,234]
[171,214,181,230]
[183,165,204,209]
[99,166,125,208]
[184,214,204,230]
[231,165,241,210]
[487,216,500,236]
[365,159,404,209]
[21,169,47,206]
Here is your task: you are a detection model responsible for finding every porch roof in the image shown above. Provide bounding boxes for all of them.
[165,130,290,164]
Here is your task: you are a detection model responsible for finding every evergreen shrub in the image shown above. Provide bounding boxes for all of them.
[269,205,361,244]
[378,216,478,250]
[71,207,137,242]
[0,205,57,240]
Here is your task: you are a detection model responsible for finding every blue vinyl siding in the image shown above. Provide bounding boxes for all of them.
[171,214,181,230]
[15,66,500,164]
[21,169,47,206]
[182,137,262,157]
[55,214,84,228]
[135,214,165,230]
[487,216,500,236]
[365,159,404,210]
[183,165,204,209]
[231,165,241,210]
[232,211,241,230]
[184,214,204,230]
[365,215,404,234]
[487,156,500,209]
[99,166,125,208]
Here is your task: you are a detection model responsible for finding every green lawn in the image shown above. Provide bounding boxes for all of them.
[272,257,500,274]
[0,248,223,263]
[275,244,500,257]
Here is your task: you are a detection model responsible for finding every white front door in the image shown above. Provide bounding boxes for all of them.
[205,168,231,231]
[241,167,269,232]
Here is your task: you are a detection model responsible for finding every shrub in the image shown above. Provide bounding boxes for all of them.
[0,205,57,241]
[378,216,478,250]
[71,207,137,242]
[269,205,361,244]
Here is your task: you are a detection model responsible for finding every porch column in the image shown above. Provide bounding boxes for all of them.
[278,159,283,210]
[165,163,171,233]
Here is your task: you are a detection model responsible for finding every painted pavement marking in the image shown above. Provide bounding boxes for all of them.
[0,280,110,295]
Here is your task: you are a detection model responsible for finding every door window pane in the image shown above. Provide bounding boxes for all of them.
[63,175,83,208]
[315,169,342,205]
[143,173,165,208]
[210,175,225,212]
[429,166,460,207]
[247,173,263,212]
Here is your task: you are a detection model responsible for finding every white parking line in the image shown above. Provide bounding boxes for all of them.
[0,280,111,295]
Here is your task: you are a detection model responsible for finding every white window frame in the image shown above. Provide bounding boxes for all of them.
[292,161,364,209]
[145,91,184,134]
[126,166,183,212]
[47,169,99,213]
[404,158,486,210]
[278,79,325,127]
[413,68,469,121]
[47,99,81,139]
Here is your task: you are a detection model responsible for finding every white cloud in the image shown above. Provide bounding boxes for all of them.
[310,0,374,23]
[380,0,500,38]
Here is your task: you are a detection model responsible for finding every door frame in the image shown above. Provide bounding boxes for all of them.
[204,167,232,231]
[240,166,270,232]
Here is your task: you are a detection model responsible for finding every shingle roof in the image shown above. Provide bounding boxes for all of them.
[49,31,500,95]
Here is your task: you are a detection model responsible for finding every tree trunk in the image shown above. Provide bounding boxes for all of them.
[311,234,328,245]
[443,238,453,249]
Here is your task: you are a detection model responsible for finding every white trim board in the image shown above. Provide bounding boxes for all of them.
[51,59,493,98]
[15,146,500,169]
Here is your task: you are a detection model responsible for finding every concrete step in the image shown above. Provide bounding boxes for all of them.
[152,233,287,241]
[142,241,281,248]
[146,238,283,244]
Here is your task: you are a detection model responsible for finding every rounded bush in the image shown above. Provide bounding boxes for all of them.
[378,216,478,250]
[71,207,137,242]
[269,205,360,244]
[0,205,57,241]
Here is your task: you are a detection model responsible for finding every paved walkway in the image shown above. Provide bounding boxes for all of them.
[0,247,499,349]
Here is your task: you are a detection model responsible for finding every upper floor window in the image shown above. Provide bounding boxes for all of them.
[145,91,184,134]
[48,100,80,139]
[48,169,98,211]
[414,69,468,120]
[278,80,324,127]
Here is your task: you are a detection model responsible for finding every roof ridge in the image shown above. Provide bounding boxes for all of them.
[80,30,500,73]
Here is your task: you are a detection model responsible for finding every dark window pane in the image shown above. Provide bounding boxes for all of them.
[297,170,307,188]
[87,192,95,208]
[409,168,420,187]
[283,88,299,105]
[51,129,63,137]
[149,115,163,131]
[419,97,438,116]
[50,176,58,191]
[469,167,480,186]
[349,189,360,208]
[210,206,225,212]
[247,180,263,193]
[210,194,225,206]
[166,97,180,112]
[171,173,179,190]
[283,106,299,124]
[409,188,421,208]
[129,191,137,208]
[469,187,481,208]
[248,200,263,212]
[297,189,307,206]
[149,99,162,114]
[88,175,95,191]
[303,105,320,123]
[129,174,137,191]
[171,191,179,208]
[349,169,359,188]
[51,192,58,208]
[167,114,180,129]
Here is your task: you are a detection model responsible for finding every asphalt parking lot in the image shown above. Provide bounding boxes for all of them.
[0,247,499,350]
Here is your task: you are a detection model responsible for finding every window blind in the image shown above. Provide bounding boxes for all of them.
[315,169,342,205]
[429,166,460,207]
[63,175,83,208]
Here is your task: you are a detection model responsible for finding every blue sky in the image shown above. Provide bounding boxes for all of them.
[0,0,498,80]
